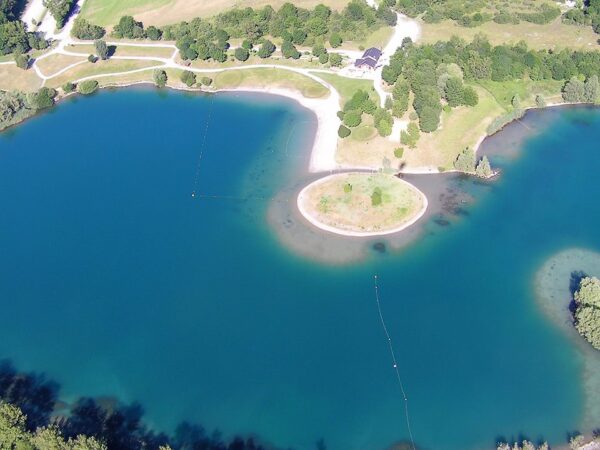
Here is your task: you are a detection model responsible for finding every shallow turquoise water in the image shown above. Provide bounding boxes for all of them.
[0,90,596,450]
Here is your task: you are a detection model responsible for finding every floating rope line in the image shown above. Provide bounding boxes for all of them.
[194,193,289,204]
[191,96,215,199]
[373,275,416,450]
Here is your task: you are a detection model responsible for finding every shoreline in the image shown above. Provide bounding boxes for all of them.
[296,172,429,237]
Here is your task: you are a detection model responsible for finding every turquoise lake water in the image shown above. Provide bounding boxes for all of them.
[1,89,598,450]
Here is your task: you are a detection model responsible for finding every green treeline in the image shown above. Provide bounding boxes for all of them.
[563,0,600,33]
[573,276,600,350]
[382,34,600,134]
[0,88,58,131]
[396,0,560,27]
[74,0,393,64]
[338,89,394,137]
[0,1,47,56]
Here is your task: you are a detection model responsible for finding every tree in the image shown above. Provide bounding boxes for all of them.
[78,80,99,95]
[573,277,600,349]
[318,52,329,64]
[234,47,250,62]
[563,77,585,102]
[180,70,196,87]
[419,106,441,132]
[112,16,145,39]
[14,52,29,69]
[94,39,109,60]
[401,122,420,148]
[535,94,546,108]
[463,86,479,106]
[71,18,105,40]
[329,53,342,67]
[338,125,351,138]
[475,156,493,178]
[62,82,75,93]
[146,26,162,41]
[27,87,56,110]
[153,69,167,88]
[0,403,29,449]
[201,77,212,86]
[394,147,404,158]
[312,43,326,57]
[257,40,275,58]
[43,0,74,29]
[329,33,342,48]
[444,77,464,107]
[454,147,476,172]
[281,40,300,59]
[584,74,599,102]
[371,187,382,206]
[343,110,362,127]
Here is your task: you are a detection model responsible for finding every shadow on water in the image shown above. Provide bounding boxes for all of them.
[0,360,275,450]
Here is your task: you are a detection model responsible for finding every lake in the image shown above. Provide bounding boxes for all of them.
[0,89,597,450]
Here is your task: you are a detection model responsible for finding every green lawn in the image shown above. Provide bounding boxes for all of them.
[80,0,171,26]
[309,72,376,105]
[476,79,564,110]
[300,172,426,234]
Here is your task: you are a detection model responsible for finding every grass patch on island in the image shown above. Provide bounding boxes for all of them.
[300,172,426,235]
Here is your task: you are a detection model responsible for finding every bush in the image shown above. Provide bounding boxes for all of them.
[87,54,98,63]
[573,277,600,349]
[535,94,546,108]
[401,122,420,148]
[419,106,441,132]
[475,156,493,178]
[201,77,213,86]
[343,183,352,193]
[14,53,29,69]
[78,80,99,95]
[234,47,250,62]
[563,77,586,102]
[394,147,404,158]
[329,33,342,48]
[318,52,329,64]
[463,86,479,106]
[343,110,362,127]
[27,87,56,110]
[146,26,162,41]
[281,40,300,59]
[181,70,196,87]
[62,82,75,93]
[71,18,105,40]
[338,125,351,138]
[153,69,167,88]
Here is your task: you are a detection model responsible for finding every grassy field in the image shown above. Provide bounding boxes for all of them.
[0,65,43,92]
[309,72,376,105]
[421,18,600,50]
[300,172,426,234]
[476,79,564,109]
[81,0,353,27]
[46,59,160,88]
[212,67,329,98]
[406,86,504,170]
[36,54,87,76]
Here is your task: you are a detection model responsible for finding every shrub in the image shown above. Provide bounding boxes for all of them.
[257,40,276,58]
[281,40,300,59]
[318,52,329,64]
[153,69,167,88]
[78,80,99,95]
[394,147,404,158]
[146,26,162,40]
[87,54,98,63]
[329,33,342,48]
[475,156,493,178]
[27,87,56,110]
[343,183,352,193]
[535,94,546,108]
[401,122,420,148]
[180,70,196,87]
[329,53,342,67]
[343,110,362,127]
[338,125,351,138]
[463,86,479,106]
[201,77,213,86]
[563,77,585,102]
[14,53,29,69]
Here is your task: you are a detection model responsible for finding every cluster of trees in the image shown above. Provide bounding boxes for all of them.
[562,75,599,103]
[112,15,162,40]
[71,18,105,40]
[78,80,99,95]
[0,361,268,450]
[453,147,492,177]
[43,0,74,29]
[563,0,600,33]
[396,0,560,28]
[0,87,59,130]
[573,276,600,350]
[179,71,212,88]
[337,89,393,138]
[496,441,549,450]
[382,34,600,135]
[0,1,47,56]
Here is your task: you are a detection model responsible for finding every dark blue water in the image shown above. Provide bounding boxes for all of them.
[0,90,596,450]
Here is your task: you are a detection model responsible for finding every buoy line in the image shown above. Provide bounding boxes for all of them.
[373,274,417,450]
[191,96,215,198]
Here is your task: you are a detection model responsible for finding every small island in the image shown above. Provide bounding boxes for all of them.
[573,276,600,350]
[297,172,427,237]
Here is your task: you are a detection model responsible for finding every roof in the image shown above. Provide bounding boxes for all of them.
[362,47,382,60]
[354,58,377,68]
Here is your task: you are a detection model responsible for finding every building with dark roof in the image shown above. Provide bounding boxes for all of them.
[354,47,382,70]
